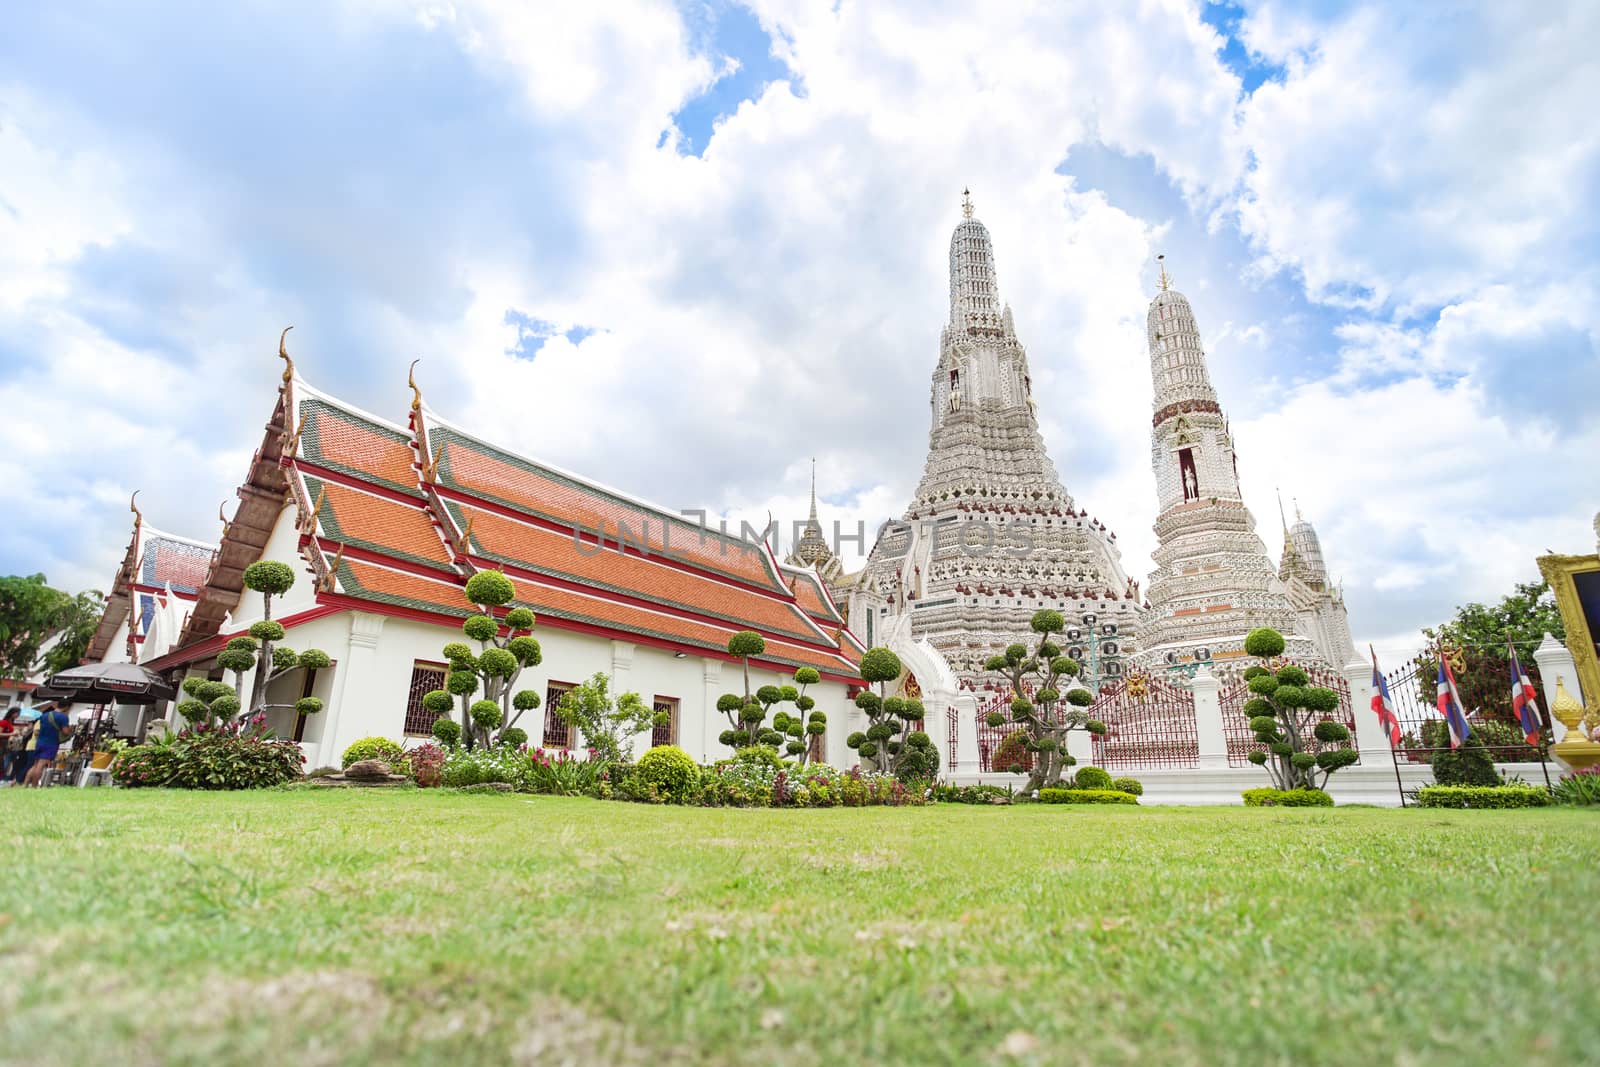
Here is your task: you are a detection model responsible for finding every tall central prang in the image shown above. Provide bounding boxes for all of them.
[837,191,1141,687]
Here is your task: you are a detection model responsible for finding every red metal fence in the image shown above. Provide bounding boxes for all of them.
[1089,673,1198,769]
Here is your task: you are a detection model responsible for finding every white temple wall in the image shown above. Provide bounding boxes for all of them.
[254,609,860,771]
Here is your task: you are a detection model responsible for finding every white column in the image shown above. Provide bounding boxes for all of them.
[1533,632,1584,723]
[955,693,979,776]
[610,640,647,761]
[1191,665,1227,770]
[1343,658,1389,759]
[927,695,952,776]
[320,611,385,768]
[700,659,722,764]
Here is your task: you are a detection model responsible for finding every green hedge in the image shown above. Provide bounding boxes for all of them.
[1242,787,1333,807]
[1416,784,1550,809]
[1037,788,1138,805]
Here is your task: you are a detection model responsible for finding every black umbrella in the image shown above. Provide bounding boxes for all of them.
[28,684,75,702]
[46,662,177,705]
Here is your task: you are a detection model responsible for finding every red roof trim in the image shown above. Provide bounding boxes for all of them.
[292,459,425,506]
[142,604,345,672]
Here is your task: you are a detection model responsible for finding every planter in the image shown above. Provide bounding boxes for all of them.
[90,751,115,770]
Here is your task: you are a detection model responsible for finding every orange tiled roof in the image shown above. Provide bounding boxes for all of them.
[279,386,858,678]
[429,427,784,594]
[304,475,452,570]
[300,399,419,493]
[450,501,824,644]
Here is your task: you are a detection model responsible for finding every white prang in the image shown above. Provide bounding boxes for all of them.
[1135,263,1355,679]
[829,192,1141,686]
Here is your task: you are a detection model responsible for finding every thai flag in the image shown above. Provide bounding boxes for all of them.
[1369,649,1402,747]
[1436,651,1471,749]
[1509,643,1541,746]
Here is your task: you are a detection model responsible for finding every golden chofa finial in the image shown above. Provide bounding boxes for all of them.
[218,501,232,539]
[129,490,142,524]
[1157,254,1172,292]
[408,359,423,412]
[279,326,295,383]
[961,187,974,219]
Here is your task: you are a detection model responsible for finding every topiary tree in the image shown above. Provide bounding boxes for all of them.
[419,570,543,750]
[1240,627,1357,791]
[770,666,827,766]
[980,610,1106,792]
[635,744,699,802]
[554,672,655,763]
[844,646,937,780]
[176,560,330,730]
[714,631,771,750]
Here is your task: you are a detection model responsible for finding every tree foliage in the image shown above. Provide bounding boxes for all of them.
[1242,628,1356,791]
[1419,580,1565,724]
[421,570,541,750]
[555,672,654,763]
[0,573,104,681]
[179,561,328,728]
[977,610,1105,792]
[844,646,940,781]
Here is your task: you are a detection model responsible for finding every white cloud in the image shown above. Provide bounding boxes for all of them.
[2,0,1596,667]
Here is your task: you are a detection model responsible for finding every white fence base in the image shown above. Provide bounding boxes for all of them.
[941,761,1552,807]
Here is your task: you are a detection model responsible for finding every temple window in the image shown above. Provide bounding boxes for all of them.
[402,660,448,737]
[652,696,679,747]
[544,681,575,748]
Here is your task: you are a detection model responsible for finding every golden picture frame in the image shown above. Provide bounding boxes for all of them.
[1537,552,1600,713]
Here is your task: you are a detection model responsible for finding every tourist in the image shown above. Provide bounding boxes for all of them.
[0,707,21,785]
[23,702,71,788]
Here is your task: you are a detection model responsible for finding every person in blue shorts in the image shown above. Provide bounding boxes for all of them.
[24,702,71,787]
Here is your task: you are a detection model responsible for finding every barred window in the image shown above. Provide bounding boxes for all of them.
[544,682,574,749]
[652,697,678,748]
[402,661,448,737]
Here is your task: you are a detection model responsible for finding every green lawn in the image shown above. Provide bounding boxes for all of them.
[1,791,1595,1066]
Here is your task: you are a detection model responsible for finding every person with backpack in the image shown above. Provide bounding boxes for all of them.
[24,702,71,787]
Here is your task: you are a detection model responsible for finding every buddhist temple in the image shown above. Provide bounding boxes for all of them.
[831,191,1141,687]
[1135,257,1353,677]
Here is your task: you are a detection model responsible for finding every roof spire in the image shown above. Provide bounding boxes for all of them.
[1294,497,1303,522]
[1157,254,1171,292]
[961,187,974,219]
[1276,487,1288,533]
[278,326,295,382]
[808,458,819,523]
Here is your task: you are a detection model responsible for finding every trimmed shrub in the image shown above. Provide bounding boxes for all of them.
[1417,784,1550,809]
[636,745,699,803]
[431,718,462,748]
[1242,787,1333,807]
[1111,776,1143,797]
[1074,766,1113,791]
[1037,788,1138,805]
[498,727,528,748]
[1430,740,1499,787]
[341,736,405,769]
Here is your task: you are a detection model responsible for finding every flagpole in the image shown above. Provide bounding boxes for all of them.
[1512,638,1553,791]
[1373,643,1407,808]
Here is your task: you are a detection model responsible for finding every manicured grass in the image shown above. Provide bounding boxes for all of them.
[1,791,1596,1066]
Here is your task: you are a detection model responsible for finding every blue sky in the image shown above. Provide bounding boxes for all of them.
[1,0,1595,661]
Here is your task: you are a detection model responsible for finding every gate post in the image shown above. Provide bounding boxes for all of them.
[1533,633,1585,713]
[956,693,979,776]
[1192,666,1227,769]
[1344,658,1388,759]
